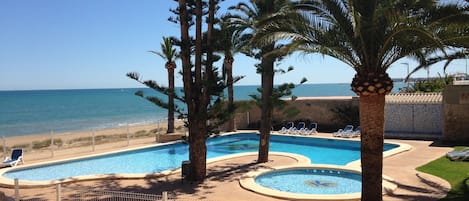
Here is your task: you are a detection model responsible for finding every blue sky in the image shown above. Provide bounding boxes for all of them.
[0,0,467,90]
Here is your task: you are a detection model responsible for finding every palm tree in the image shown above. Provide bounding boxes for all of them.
[228,0,293,163]
[149,37,178,134]
[256,0,469,200]
[213,17,244,131]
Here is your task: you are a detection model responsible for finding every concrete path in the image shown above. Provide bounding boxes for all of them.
[383,139,452,201]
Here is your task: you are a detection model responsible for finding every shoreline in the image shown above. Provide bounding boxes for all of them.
[0,118,167,139]
[2,120,186,149]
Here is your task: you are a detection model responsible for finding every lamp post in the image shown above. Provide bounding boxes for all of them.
[401,62,410,91]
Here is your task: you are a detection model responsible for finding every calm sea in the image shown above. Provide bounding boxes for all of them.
[0,83,405,137]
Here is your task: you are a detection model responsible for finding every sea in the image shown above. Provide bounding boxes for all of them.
[0,83,405,137]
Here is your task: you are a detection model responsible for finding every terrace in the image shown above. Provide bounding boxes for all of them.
[0,132,452,201]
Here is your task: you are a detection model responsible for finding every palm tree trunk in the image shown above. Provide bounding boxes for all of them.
[258,52,275,163]
[167,66,175,133]
[359,94,385,201]
[226,57,236,131]
[257,0,275,164]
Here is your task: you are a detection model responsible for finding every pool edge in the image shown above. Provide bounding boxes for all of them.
[0,151,310,188]
[239,164,398,201]
[0,131,410,189]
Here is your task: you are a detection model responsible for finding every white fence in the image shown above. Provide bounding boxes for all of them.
[58,187,165,201]
[11,181,204,201]
[1,118,186,162]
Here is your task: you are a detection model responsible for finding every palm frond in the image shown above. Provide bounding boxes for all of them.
[408,50,469,79]
[149,50,167,60]
[149,36,179,63]
[258,0,468,75]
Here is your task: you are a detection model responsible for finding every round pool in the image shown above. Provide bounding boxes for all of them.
[240,165,395,201]
[255,168,361,194]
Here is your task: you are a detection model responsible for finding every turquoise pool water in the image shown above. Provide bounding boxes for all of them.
[2,133,399,181]
[255,168,362,194]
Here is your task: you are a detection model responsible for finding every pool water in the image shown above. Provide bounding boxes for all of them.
[255,168,362,194]
[3,133,399,181]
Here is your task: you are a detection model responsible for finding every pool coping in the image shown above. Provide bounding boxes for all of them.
[237,132,411,201]
[239,164,398,201]
[270,131,413,168]
[0,138,187,187]
[0,131,411,188]
[0,149,310,188]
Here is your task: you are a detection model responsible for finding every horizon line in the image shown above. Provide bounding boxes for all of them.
[0,82,363,92]
[0,80,416,92]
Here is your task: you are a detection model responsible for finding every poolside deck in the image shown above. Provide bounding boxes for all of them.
[0,133,452,201]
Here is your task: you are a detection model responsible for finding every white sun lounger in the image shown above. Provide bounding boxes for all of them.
[1,149,24,168]
[446,148,469,161]
[279,122,294,134]
[341,126,360,138]
[291,122,306,134]
[300,122,318,135]
[333,125,354,137]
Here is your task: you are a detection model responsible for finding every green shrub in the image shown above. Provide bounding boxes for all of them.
[134,130,149,137]
[95,135,108,141]
[330,104,360,129]
[282,106,301,119]
[13,143,30,149]
[32,138,63,149]
[118,133,128,139]
[67,136,92,144]
[54,138,63,146]
[406,74,453,93]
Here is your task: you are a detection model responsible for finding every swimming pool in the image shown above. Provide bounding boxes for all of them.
[1,133,400,183]
[239,164,399,201]
[255,168,362,194]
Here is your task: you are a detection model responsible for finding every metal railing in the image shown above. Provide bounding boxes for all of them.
[12,181,206,201]
[60,187,165,201]
[1,119,187,162]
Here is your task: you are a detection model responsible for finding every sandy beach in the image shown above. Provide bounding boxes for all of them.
[1,120,186,163]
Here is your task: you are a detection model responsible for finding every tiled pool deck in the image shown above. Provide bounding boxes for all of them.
[0,132,452,201]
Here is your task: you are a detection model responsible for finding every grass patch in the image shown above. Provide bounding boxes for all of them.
[150,128,166,134]
[67,136,92,144]
[32,138,63,149]
[4,128,183,153]
[12,143,30,150]
[134,130,149,137]
[95,134,126,144]
[417,146,469,201]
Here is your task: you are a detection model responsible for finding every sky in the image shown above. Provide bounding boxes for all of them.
[0,0,467,91]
